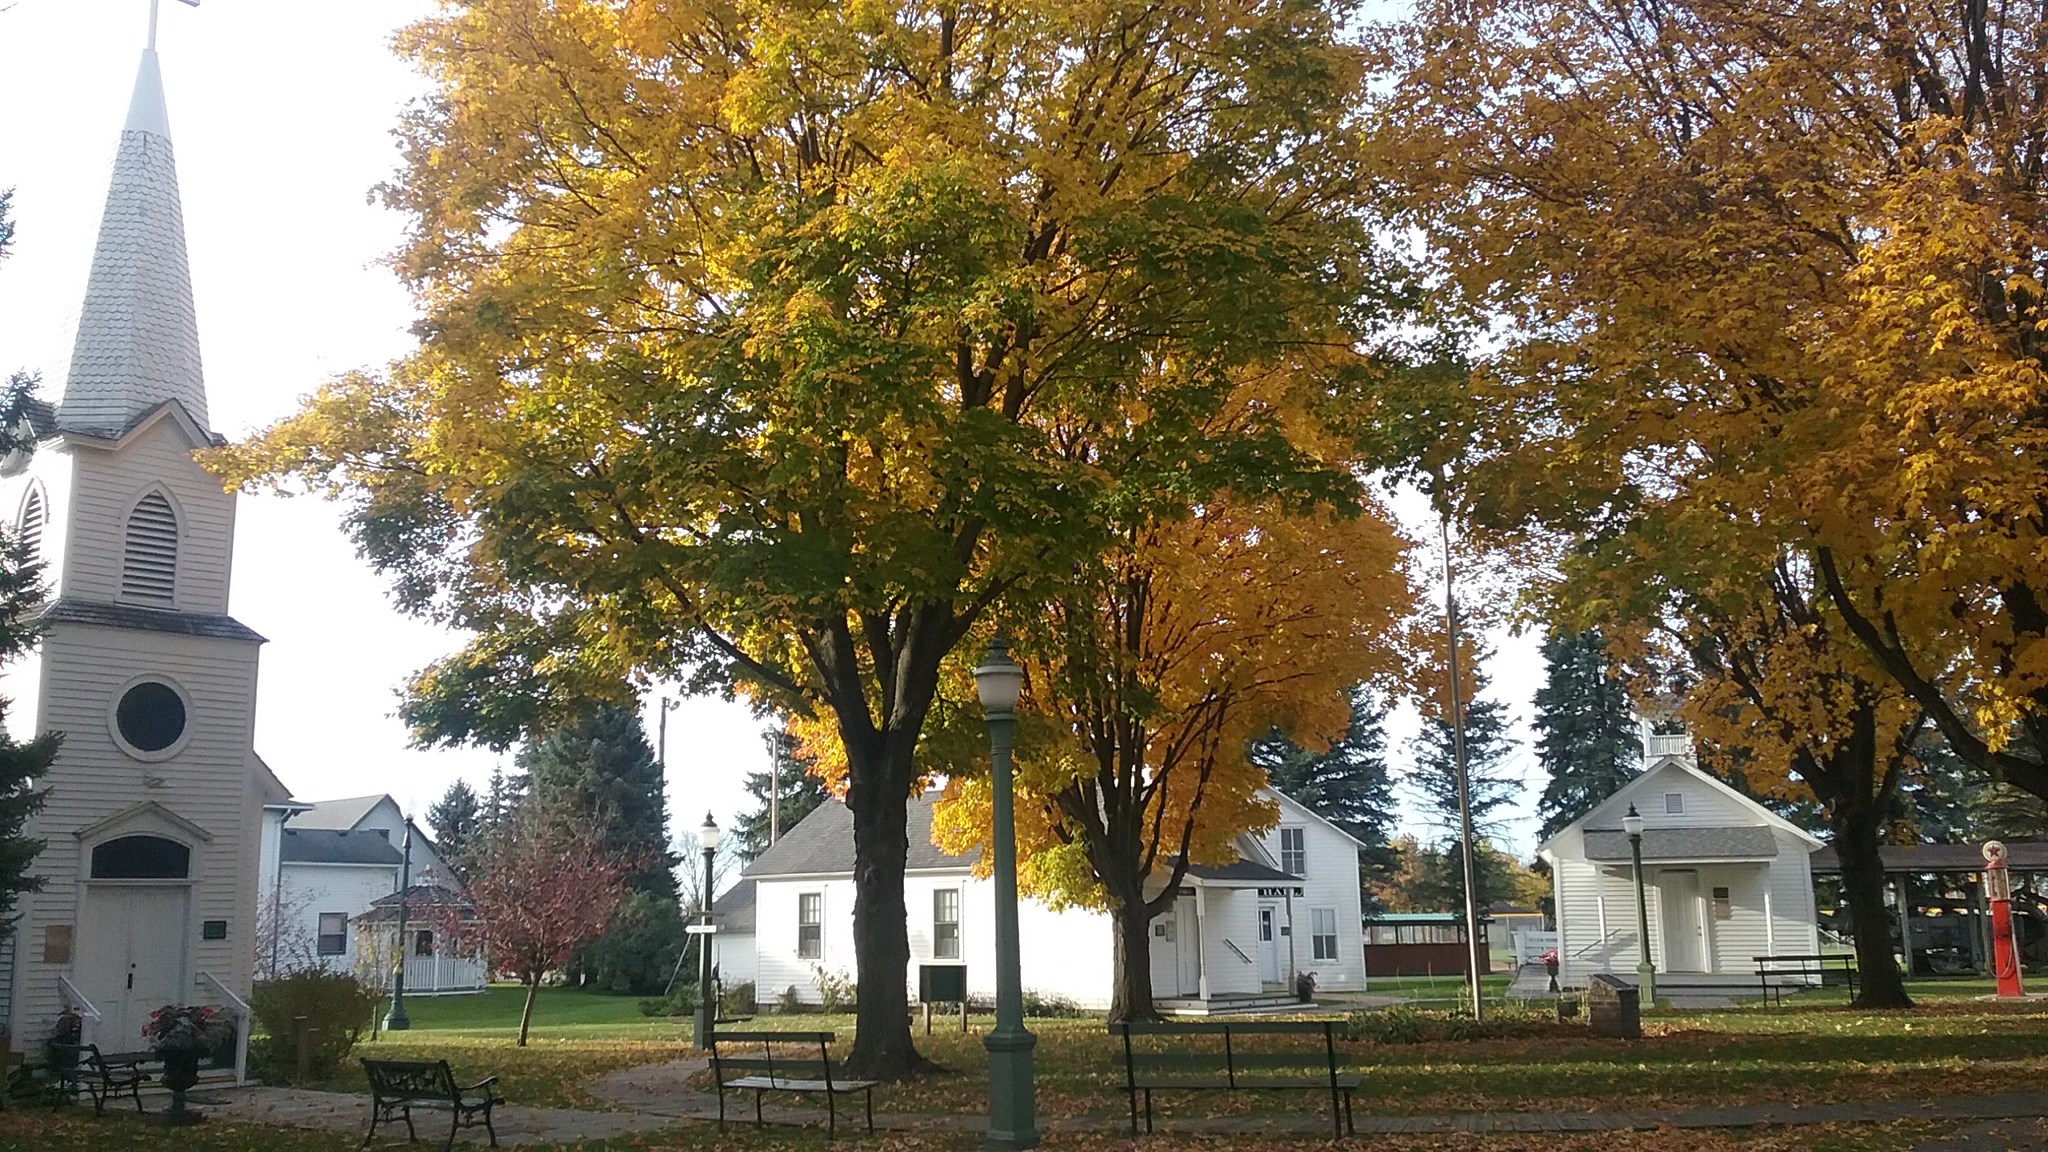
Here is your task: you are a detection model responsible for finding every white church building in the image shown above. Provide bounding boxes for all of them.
[719,787,1369,1013]
[0,43,275,1066]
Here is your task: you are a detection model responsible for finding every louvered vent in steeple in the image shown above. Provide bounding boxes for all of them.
[121,492,178,606]
[17,489,44,569]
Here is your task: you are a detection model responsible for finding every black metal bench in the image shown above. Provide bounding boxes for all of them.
[360,1058,500,1150]
[708,1029,875,1138]
[44,1044,151,1115]
[1111,1019,1357,1137]
[1753,953,1858,1004]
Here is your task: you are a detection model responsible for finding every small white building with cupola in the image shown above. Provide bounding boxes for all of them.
[0,39,280,1069]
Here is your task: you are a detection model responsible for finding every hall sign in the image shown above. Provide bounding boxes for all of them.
[1257,886,1305,898]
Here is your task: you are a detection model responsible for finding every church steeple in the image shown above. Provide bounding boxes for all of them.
[57,46,209,437]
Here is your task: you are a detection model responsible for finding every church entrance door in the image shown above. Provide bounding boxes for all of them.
[79,885,189,1047]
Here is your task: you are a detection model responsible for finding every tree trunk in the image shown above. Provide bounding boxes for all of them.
[1832,811,1912,1009]
[517,978,542,1047]
[844,765,934,1079]
[1108,898,1160,1023]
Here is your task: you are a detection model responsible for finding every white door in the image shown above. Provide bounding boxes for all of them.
[1658,870,1706,973]
[1175,898,1202,995]
[79,886,190,1048]
[1257,906,1282,985]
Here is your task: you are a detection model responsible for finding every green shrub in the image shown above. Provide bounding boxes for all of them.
[811,965,855,1012]
[249,971,381,1083]
[1345,1004,1559,1045]
[721,980,757,1016]
[776,984,804,1014]
[637,984,697,1018]
[1021,989,1083,1018]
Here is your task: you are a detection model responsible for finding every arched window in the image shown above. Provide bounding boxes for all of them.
[120,491,177,606]
[17,487,43,568]
[90,835,190,880]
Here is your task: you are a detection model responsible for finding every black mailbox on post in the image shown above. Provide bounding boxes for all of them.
[919,963,966,1004]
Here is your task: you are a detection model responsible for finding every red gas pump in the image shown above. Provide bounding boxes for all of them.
[1985,841,2025,998]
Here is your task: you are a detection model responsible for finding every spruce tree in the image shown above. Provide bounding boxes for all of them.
[1532,628,1641,841]
[1247,688,1399,905]
[735,723,827,862]
[0,193,59,928]
[426,778,482,872]
[518,704,676,896]
[1406,637,1522,914]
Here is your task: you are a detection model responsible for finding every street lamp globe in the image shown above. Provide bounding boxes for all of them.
[1622,804,1644,839]
[697,812,721,852]
[974,638,1026,713]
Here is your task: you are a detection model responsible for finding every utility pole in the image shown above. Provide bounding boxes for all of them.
[657,696,679,772]
[1441,511,1486,1022]
[769,727,781,847]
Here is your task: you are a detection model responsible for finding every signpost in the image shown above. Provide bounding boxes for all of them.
[1984,841,2025,999]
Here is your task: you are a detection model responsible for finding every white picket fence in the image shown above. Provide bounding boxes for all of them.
[1511,929,1559,968]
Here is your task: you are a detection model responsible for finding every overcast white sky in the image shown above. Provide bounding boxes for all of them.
[0,0,1550,860]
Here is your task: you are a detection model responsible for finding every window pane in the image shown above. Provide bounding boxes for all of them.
[317,913,347,956]
[414,930,434,957]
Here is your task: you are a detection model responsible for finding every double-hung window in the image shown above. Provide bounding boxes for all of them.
[933,889,961,960]
[317,913,347,956]
[1279,827,1306,875]
[1311,907,1338,961]
[797,893,823,959]
[414,929,435,957]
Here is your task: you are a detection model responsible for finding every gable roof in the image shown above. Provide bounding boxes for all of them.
[290,795,390,832]
[745,793,976,877]
[281,827,404,866]
[1265,788,1371,851]
[714,878,758,934]
[1536,756,1824,859]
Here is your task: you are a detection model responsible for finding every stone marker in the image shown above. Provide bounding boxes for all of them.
[1587,973,1640,1039]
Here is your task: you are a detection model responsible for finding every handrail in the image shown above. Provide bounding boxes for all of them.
[1570,928,1631,959]
[1222,938,1254,965]
[57,974,101,1048]
[199,972,251,1086]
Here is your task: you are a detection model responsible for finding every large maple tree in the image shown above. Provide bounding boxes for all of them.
[217,0,1398,1075]
[1375,0,2048,802]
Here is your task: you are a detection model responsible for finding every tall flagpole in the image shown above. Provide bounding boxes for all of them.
[1440,509,1486,1021]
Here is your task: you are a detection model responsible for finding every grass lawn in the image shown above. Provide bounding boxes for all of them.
[275,982,2048,1124]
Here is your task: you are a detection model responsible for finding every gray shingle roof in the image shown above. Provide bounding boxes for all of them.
[1188,860,1299,883]
[58,50,209,437]
[290,795,389,832]
[1582,826,1779,863]
[1809,842,2048,873]
[40,599,265,643]
[745,794,977,877]
[281,828,403,866]
[713,878,757,934]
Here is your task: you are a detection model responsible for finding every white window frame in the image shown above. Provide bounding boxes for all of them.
[1279,827,1307,875]
[933,888,961,960]
[1311,907,1338,962]
[797,892,823,960]
[1664,792,1686,815]
[317,912,347,956]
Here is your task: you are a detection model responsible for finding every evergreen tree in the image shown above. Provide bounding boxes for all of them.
[735,723,827,863]
[426,779,482,872]
[1407,696,1522,838]
[1532,628,1641,840]
[482,765,522,832]
[1247,688,1399,906]
[0,193,59,928]
[518,704,676,896]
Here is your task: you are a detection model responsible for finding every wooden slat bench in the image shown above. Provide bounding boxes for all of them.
[709,1030,875,1139]
[360,1058,500,1151]
[43,1044,151,1115]
[1110,1019,1357,1137]
[1754,954,1858,1004]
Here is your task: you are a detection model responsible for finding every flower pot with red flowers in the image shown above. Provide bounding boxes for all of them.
[142,1005,221,1125]
[1541,948,1560,992]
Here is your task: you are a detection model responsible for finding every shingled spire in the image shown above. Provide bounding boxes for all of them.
[57,47,209,436]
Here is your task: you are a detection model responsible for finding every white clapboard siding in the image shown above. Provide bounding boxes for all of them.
[1253,793,1369,990]
[63,422,237,614]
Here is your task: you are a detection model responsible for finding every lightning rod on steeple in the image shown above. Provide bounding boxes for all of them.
[147,0,200,52]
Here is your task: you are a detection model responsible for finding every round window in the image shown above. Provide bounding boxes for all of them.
[114,681,187,755]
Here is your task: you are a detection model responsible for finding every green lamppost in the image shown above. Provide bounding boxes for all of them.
[1623,804,1655,1006]
[693,813,720,1049]
[384,820,414,1031]
[974,638,1037,1151]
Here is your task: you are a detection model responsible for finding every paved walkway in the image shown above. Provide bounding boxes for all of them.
[192,1065,2048,1144]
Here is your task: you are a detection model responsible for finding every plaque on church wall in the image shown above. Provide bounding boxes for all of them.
[42,925,72,964]
[202,920,228,941]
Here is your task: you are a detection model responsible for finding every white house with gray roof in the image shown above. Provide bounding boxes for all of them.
[723,788,1367,1013]
[256,795,484,995]
[1537,749,1822,988]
